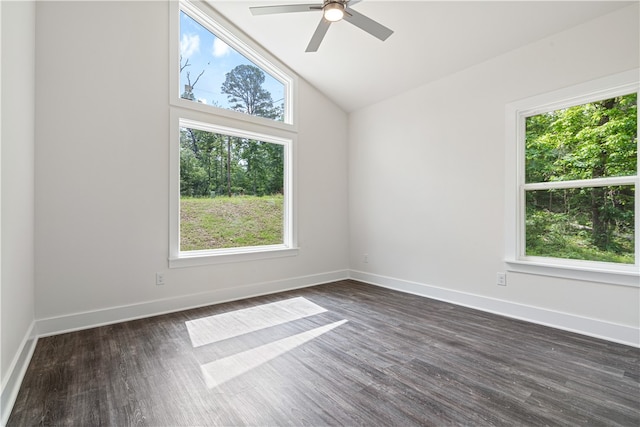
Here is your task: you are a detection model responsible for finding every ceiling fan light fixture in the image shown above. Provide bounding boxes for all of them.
[250,0,394,53]
[323,2,345,22]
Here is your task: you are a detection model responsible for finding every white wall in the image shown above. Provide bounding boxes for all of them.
[1,1,37,423]
[2,0,636,421]
[349,4,639,343]
[34,1,349,331]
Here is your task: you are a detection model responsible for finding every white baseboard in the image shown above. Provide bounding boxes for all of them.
[36,270,349,338]
[1,321,38,426]
[349,270,640,348]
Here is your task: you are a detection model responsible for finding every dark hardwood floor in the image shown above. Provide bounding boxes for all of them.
[8,280,640,426]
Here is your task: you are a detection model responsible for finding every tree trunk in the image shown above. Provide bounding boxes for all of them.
[226,136,232,197]
[591,98,616,250]
[591,186,609,249]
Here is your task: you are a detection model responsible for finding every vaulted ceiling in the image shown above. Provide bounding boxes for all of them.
[209,1,635,112]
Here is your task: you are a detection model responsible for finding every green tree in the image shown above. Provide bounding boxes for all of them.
[221,64,279,119]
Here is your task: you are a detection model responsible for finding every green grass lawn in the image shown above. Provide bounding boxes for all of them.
[180,195,283,251]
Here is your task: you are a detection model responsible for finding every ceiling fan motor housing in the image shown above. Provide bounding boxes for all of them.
[323,1,347,22]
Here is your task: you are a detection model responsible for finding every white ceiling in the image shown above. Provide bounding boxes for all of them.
[209,1,635,112]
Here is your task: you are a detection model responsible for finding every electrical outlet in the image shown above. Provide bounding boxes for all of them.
[496,272,506,286]
[363,253,369,264]
[156,272,165,286]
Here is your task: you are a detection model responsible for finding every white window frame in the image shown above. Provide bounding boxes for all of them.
[170,0,297,131]
[505,70,639,287]
[169,0,298,268]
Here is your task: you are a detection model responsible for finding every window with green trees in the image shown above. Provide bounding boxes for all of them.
[523,93,637,264]
[169,1,296,267]
[179,125,287,252]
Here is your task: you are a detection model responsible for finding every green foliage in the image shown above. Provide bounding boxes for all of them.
[180,148,207,196]
[221,64,281,120]
[180,128,284,198]
[524,93,637,262]
[525,93,637,183]
[526,204,634,264]
[180,196,284,251]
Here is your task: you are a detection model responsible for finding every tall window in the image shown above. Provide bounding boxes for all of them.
[170,1,297,267]
[506,71,639,286]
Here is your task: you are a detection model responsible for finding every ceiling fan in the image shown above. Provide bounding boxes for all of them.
[249,0,393,52]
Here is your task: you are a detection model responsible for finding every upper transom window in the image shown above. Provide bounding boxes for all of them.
[176,1,293,125]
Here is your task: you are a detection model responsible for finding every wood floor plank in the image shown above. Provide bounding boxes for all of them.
[7,280,640,426]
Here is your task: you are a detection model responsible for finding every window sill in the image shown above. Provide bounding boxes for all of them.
[169,246,299,268]
[506,258,639,287]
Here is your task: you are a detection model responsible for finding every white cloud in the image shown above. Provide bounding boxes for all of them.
[212,38,231,58]
[180,33,200,58]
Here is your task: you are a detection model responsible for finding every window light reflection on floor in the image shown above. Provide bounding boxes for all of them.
[200,319,348,388]
[185,297,327,347]
[185,297,348,389]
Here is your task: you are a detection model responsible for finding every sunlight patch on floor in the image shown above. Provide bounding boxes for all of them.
[186,297,327,347]
[200,319,348,388]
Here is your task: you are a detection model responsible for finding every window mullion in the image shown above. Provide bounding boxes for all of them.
[523,175,638,191]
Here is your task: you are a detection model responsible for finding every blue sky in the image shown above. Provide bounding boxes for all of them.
[179,11,285,110]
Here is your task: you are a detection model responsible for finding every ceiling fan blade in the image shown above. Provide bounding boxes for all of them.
[250,3,320,16]
[343,8,393,41]
[306,18,331,52]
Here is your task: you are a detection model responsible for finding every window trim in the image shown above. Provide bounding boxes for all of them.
[170,0,297,131]
[505,70,639,287]
[169,112,298,268]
